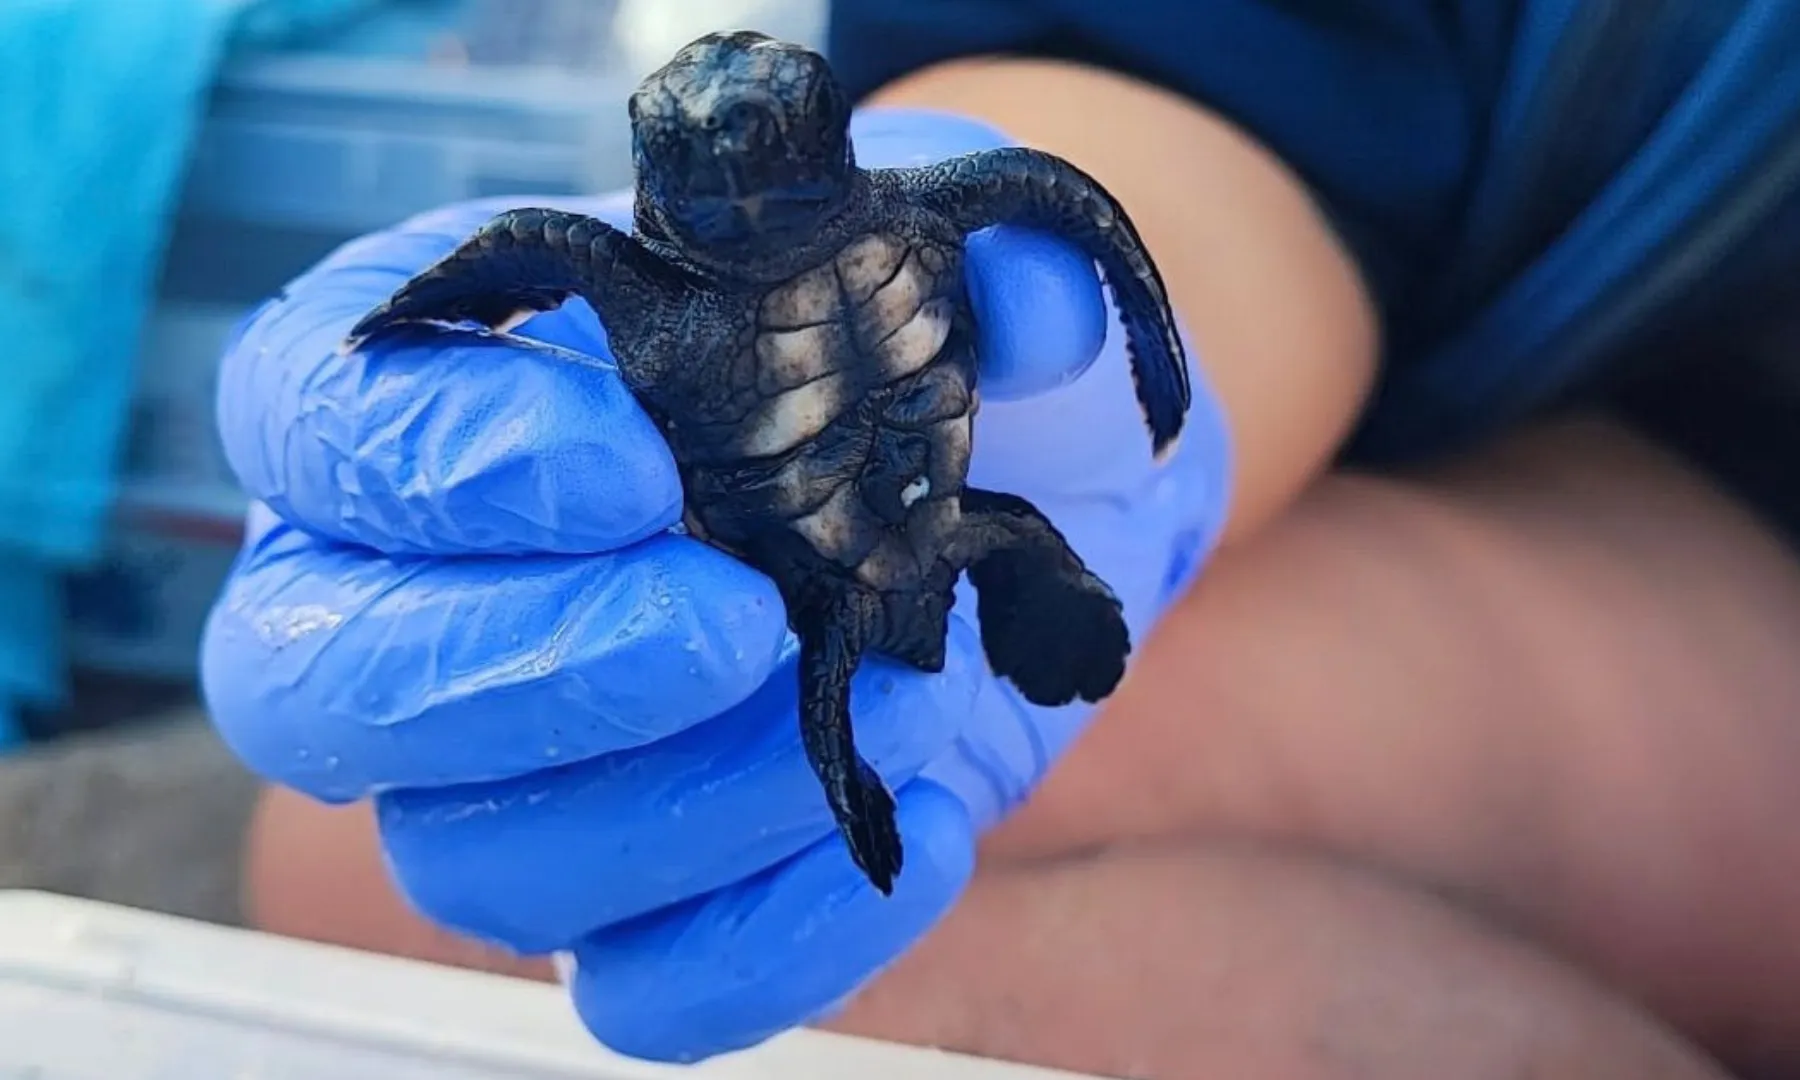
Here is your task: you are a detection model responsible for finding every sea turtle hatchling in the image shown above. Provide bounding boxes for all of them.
[343,30,1193,895]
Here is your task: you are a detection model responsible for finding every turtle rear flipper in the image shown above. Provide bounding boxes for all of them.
[795,588,903,894]
[342,208,663,351]
[953,488,1130,708]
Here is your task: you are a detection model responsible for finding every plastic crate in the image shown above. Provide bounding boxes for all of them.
[75,0,640,682]
[157,0,642,308]
[156,0,829,306]
[63,488,246,683]
[0,890,1101,1080]
[65,299,250,685]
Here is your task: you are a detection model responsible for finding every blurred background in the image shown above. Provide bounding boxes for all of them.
[0,0,825,929]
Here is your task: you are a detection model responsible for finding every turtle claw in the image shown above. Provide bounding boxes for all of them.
[340,302,410,354]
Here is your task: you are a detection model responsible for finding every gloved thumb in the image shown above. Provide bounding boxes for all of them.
[848,107,1111,402]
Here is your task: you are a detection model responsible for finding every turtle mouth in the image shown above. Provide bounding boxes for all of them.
[686,189,834,241]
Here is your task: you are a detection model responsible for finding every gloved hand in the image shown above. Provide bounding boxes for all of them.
[201,106,1232,1063]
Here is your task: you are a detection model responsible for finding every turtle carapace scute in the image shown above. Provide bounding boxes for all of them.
[343,29,1193,895]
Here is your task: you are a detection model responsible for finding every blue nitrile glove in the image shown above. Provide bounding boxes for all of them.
[201,107,1232,1063]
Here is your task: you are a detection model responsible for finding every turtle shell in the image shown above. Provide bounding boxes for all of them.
[678,230,978,597]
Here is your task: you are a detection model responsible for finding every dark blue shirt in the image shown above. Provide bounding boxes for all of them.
[827,0,1800,535]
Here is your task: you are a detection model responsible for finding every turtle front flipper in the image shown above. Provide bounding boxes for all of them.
[343,208,667,352]
[893,148,1192,461]
[948,487,1130,708]
[794,586,903,894]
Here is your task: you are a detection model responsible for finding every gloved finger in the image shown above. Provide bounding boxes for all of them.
[564,780,975,1064]
[970,286,1215,502]
[373,616,986,952]
[850,107,1110,402]
[215,192,683,557]
[199,503,789,803]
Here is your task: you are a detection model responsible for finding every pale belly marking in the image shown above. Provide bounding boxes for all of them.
[746,232,966,587]
[738,373,855,458]
[843,236,955,382]
[834,233,908,303]
[754,321,842,392]
[745,260,857,458]
[758,259,838,328]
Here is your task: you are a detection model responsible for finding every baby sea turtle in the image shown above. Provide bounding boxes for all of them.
[344,30,1192,895]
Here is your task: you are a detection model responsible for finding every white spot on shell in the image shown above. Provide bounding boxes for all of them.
[900,475,931,508]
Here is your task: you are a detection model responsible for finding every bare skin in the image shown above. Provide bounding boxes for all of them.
[238,57,1800,1080]
[831,415,1800,1080]
[827,842,1735,1080]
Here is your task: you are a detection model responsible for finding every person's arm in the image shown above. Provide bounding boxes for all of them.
[867,56,1380,545]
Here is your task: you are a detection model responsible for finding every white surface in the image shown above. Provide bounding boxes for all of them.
[0,890,1108,1080]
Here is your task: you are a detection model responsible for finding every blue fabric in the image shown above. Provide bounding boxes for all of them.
[0,0,374,748]
[0,562,59,751]
[826,0,1800,467]
[200,108,1232,1062]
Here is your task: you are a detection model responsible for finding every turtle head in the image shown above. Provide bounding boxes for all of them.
[629,31,855,258]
